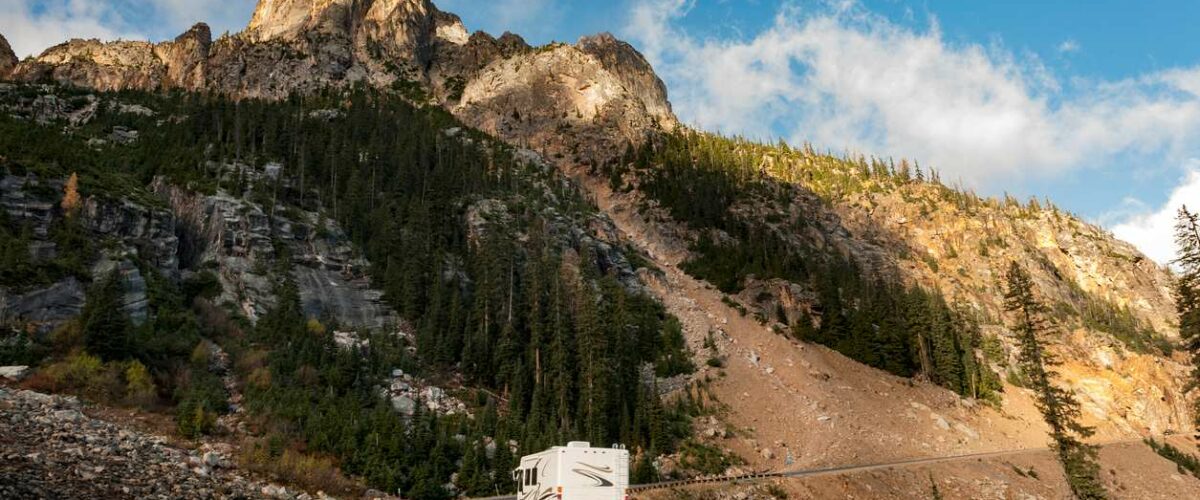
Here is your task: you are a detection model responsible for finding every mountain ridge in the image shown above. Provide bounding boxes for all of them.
[3,0,676,167]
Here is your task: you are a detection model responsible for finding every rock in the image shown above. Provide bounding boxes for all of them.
[0,33,16,78]
[202,451,227,468]
[932,414,950,430]
[391,396,416,416]
[760,448,775,460]
[108,126,139,144]
[0,365,30,380]
[954,422,979,440]
[52,410,84,423]
[1,277,86,333]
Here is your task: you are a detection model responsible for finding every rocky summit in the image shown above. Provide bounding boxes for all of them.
[5,0,674,166]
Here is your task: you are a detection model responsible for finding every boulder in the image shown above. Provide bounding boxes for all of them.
[0,365,30,380]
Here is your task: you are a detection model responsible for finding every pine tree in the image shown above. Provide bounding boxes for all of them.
[1171,206,1200,430]
[82,269,132,360]
[1004,262,1106,499]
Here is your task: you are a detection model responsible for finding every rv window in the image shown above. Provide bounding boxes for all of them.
[532,467,538,484]
[525,469,531,486]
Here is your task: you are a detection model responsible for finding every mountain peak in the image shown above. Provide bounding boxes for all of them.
[3,0,677,164]
[0,32,16,78]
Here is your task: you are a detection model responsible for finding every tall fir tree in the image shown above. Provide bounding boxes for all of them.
[1004,262,1106,499]
[1171,206,1200,431]
[81,269,132,360]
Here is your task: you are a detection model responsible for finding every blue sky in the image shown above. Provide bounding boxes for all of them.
[5,0,1200,263]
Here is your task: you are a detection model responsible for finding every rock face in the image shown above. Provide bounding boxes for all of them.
[0,33,16,78]
[5,0,676,164]
[0,94,397,334]
[452,33,676,165]
[0,171,176,332]
[153,172,399,330]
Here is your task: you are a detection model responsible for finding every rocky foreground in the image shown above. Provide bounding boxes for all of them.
[0,386,316,499]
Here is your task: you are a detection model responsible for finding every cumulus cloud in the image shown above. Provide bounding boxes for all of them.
[0,0,134,57]
[1057,39,1080,54]
[0,0,255,58]
[1111,164,1200,266]
[623,0,1200,188]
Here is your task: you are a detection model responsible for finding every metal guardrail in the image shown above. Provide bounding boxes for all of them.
[467,436,1162,499]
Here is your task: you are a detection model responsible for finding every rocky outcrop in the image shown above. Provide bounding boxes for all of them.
[1,171,176,331]
[0,278,86,331]
[0,33,16,78]
[1,144,395,335]
[6,0,677,164]
[451,35,676,165]
[155,23,212,90]
[153,176,399,330]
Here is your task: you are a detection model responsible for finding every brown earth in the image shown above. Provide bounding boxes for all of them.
[569,165,1200,498]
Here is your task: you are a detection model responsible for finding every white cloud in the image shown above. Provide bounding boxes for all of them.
[1057,39,1080,54]
[0,0,134,58]
[623,0,1200,189]
[1112,164,1200,265]
[0,0,256,58]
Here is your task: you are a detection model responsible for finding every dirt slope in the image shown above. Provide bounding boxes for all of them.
[569,165,1200,498]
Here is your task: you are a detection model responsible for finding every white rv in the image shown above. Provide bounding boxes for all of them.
[513,441,629,500]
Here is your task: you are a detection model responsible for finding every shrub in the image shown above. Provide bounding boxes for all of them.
[31,352,122,401]
[190,341,212,368]
[306,318,327,336]
[676,440,741,475]
[123,360,158,408]
[176,399,216,439]
[238,437,362,496]
[49,320,84,355]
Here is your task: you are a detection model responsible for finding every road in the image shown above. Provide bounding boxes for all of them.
[471,436,1166,500]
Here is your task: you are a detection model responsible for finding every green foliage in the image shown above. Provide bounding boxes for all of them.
[123,360,158,407]
[1004,263,1106,500]
[1145,438,1200,479]
[4,84,701,494]
[1172,207,1200,429]
[656,318,696,377]
[81,270,132,361]
[0,204,95,290]
[676,440,741,476]
[625,131,998,399]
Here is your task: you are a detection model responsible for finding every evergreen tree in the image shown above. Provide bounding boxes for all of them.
[81,269,132,360]
[1004,262,1106,499]
[1172,206,1200,430]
